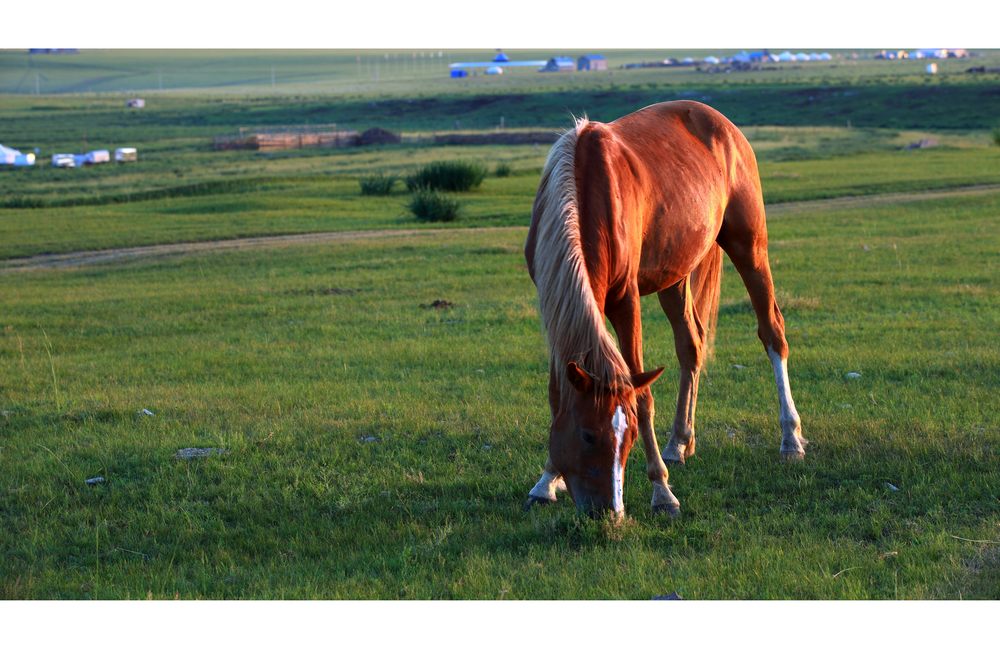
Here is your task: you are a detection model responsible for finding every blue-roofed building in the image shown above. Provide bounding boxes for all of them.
[541,57,575,72]
[577,54,607,71]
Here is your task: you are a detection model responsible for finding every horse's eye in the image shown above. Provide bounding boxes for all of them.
[581,430,596,446]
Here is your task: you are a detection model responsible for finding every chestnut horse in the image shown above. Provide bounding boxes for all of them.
[523,101,808,518]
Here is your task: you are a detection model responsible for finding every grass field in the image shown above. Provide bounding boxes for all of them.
[1,50,998,599]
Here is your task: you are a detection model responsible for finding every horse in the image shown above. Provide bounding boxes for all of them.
[523,100,808,518]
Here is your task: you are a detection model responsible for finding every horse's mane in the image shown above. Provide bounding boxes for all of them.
[532,118,632,402]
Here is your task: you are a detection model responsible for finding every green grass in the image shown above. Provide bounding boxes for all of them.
[358,173,397,196]
[1,188,997,599]
[1,55,998,599]
[408,189,461,221]
[405,161,487,192]
[3,49,999,98]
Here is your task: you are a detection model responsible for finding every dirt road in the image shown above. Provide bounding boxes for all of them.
[3,184,998,274]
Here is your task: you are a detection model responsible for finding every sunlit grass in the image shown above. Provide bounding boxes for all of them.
[1,190,997,599]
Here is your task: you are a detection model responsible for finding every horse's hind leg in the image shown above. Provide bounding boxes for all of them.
[657,276,706,466]
[718,197,808,460]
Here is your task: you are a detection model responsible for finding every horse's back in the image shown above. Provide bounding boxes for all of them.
[586,101,759,292]
[610,100,758,185]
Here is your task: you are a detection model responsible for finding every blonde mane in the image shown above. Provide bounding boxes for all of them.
[532,119,632,402]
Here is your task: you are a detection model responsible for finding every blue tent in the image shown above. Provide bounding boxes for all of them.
[541,57,575,72]
[0,143,35,166]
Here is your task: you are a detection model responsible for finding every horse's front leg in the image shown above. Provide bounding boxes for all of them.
[525,456,568,509]
[525,360,568,509]
[657,276,706,466]
[607,291,680,516]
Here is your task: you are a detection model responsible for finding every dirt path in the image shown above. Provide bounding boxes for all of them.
[4,184,998,274]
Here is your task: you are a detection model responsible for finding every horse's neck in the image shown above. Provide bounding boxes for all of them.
[534,126,631,397]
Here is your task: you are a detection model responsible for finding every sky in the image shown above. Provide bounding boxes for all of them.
[5,0,995,49]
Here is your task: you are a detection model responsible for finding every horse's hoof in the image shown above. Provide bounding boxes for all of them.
[652,503,681,518]
[780,449,805,462]
[662,448,685,466]
[523,496,553,511]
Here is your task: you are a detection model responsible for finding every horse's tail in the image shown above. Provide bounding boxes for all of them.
[692,243,724,358]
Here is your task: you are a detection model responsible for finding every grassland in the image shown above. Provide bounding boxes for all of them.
[1,51,998,599]
[2,191,998,598]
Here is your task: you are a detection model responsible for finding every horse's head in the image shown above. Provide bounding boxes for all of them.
[549,361,664,518]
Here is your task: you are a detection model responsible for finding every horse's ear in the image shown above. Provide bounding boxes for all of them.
[631,367,665,391]
[566,362,594,394]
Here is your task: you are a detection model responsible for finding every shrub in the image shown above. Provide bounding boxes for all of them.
[359,173,396,196]
[494,163,512,178]
[993,127,1000,148]
[408,189,460,222]
[405,161,486,192]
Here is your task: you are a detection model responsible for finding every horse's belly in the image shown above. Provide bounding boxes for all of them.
[636,210,722,295]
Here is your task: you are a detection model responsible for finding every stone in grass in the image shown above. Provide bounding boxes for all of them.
[85,476,106,486]
[845,372,862,379]
[652,592,683,600]
[176,447,225,460]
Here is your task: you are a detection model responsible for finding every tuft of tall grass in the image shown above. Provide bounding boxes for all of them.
[358,173,397,196]
[405,161,487,192]
[408,189,460,222]
[494,163,512,178]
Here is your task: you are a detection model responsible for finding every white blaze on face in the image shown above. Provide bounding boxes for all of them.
[611,405,627,514]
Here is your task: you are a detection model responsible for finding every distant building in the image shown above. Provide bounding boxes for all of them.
[126,98,145,109]
[115,147,138,163]
[540,57,575,72]
[485,66,503,75]
[577,54,607,71]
